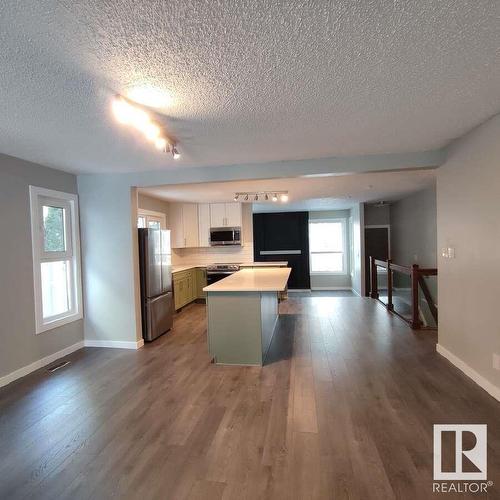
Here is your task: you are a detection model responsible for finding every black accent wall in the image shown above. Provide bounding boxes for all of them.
[253,211,310,289]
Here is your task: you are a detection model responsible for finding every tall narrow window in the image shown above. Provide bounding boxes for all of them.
[30,187,83,333]
[309,219,346,274]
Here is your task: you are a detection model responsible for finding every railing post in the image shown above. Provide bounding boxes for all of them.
[370,256,379,299]
[386,259,393,311]
[411,264,422,329]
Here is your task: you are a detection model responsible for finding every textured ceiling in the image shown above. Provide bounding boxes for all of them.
[140,169,436,210]
[1,1,500,174]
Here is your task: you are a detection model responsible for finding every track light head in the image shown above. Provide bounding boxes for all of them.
[171,146,180,159]
[244,194,249,201]
[254,194,259,201]
[280,193,289,202]
[265,194,269,201]
[234,194,239,201]
[272,194,278,202]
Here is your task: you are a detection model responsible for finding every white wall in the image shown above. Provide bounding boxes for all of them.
[350,203,365,296]
[137,193,170,221]
[437,114,500,399]
[0,153,83,382]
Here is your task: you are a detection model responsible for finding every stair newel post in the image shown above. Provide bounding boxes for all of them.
[370,256,379,299]
[386,259,393,311]
[410,264,422,329]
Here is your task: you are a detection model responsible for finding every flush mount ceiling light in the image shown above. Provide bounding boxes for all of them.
[234,191,288,203]
[111,95,180,158]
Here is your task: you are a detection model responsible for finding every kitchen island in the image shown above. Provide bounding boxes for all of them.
[203,267,291,366]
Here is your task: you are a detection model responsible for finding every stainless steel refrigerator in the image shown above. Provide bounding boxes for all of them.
[138,228,173,341]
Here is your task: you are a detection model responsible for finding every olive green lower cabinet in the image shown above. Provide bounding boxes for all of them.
[205,268,291,366]
[173,267,207,311]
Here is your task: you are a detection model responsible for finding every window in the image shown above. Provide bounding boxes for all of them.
[30,186,83,333]
[309,219,346,274]
[137,209,166,230]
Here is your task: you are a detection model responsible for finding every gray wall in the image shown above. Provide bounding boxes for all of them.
[309,210,351,289]
[437,114,500,394]
[0,154,83,379]
[390,185,437,267]
[364,204,390,226]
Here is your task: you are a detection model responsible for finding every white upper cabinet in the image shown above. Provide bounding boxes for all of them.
[210,203,226,228]
[198,203,211,247]
[170,203,200,248]
[210,202,242,228]
[225,202,242,227]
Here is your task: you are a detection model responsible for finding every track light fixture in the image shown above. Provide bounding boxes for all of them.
[112,95,180,159]
[233,191,288,203]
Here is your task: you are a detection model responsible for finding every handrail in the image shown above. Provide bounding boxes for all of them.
[369,256,437,330]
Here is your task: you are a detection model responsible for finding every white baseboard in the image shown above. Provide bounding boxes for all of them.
[0,340,84,389]
[84,339,144,350]
[436,344,500,402]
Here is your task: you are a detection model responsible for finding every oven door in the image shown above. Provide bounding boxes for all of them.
[206,271,234,285]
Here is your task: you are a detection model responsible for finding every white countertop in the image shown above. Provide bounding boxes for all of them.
[239,261,288,267]
[203,268,291,292]
[172,261,288,273]
[172,264,207,273]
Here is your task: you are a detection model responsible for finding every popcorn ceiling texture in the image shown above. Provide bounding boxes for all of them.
[0,1,500,173]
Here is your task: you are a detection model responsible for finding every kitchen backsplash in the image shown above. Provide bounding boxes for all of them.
[172,243,254,265]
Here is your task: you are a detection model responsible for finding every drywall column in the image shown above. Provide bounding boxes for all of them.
[437,114,500,400]
[78,176,142,346]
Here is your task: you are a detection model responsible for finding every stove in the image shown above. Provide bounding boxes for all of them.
[206,263,241,285]
[206,263,241,273]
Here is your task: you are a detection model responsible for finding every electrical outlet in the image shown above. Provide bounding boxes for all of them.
[493,353,500,371]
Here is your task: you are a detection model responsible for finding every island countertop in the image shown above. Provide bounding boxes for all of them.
[203,267,291,292]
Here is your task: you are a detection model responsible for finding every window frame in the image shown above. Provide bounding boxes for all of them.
[29,186,83,334]
[137,209,166,229]
[308,218,347,275]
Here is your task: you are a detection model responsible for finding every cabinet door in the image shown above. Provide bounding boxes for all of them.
[225,203,242,227]
[174,279,182,309]
[198,204,211,247]
[196,268,207,299]
[169,203,185,248]
[182,203,199,248]
[210,203,226,227]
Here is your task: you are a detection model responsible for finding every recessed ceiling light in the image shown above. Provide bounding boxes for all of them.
[126,86,172,109]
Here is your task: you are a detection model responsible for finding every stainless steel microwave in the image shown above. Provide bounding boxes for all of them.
[209,227,241,246]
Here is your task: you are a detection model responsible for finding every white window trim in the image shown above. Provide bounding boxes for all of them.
[137,208,167,229]
[29,186,83,334]
[309,218,348,275]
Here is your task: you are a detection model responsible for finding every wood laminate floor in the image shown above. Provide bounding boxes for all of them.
[1,296,499,499]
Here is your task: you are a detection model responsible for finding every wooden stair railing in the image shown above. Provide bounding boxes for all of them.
[369,257,437,330]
